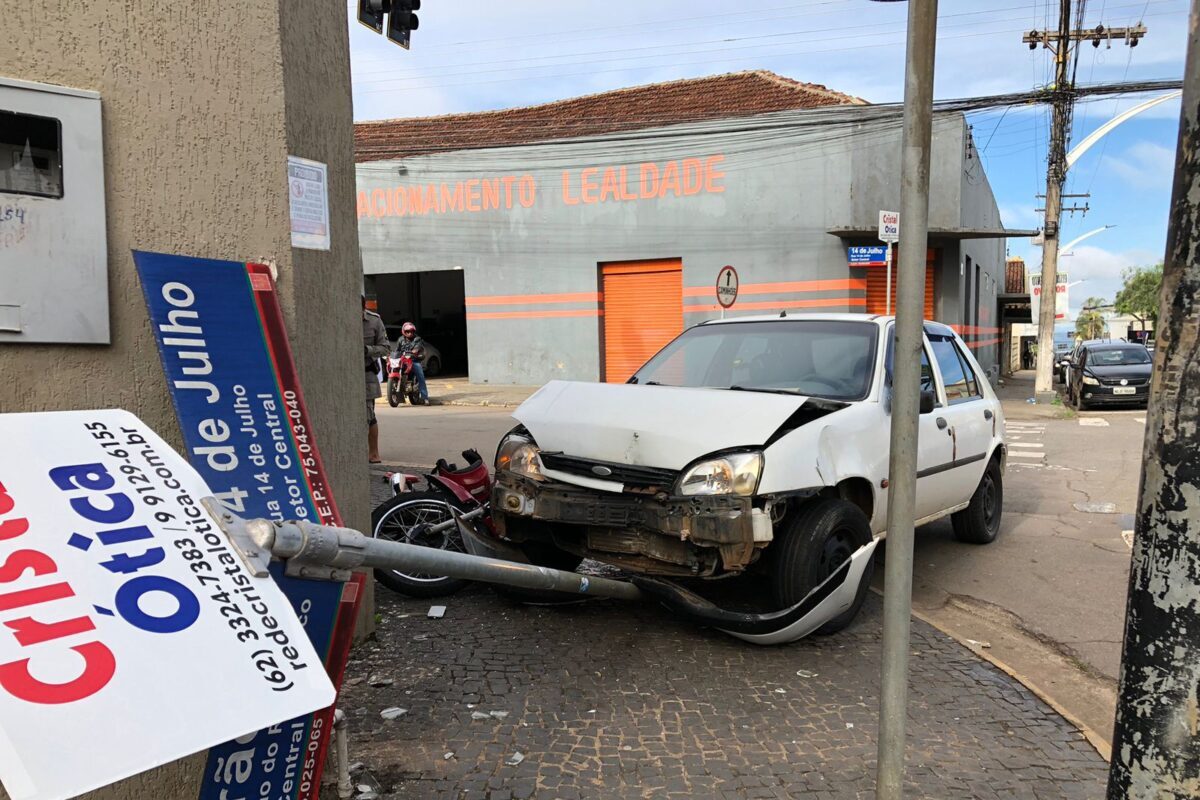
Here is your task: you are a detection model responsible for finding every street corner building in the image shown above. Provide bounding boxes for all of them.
[355,70,1023,386]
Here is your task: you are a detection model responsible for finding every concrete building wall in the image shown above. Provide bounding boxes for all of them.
[1,2,366,798]
[357,109,1006,384]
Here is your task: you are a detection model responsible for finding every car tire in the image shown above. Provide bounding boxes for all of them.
[952,457,1003,545]
[768,498,873,635]
[426,356,441,377]
[370,491,469,598]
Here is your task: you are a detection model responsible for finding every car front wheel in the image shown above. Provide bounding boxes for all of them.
[952,457,1003,544]
[768,498,873,635]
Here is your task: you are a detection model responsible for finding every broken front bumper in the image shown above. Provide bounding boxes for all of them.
[492,471,772,574]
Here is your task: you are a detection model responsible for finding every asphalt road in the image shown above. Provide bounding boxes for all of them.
[374,398,1142,748]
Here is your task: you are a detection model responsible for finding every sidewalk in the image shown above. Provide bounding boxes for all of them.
[425,377,539,408]
[995,369,1071,421]
[339,580,1108,799]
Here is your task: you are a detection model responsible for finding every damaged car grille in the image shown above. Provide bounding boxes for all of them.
[538,453,678,488]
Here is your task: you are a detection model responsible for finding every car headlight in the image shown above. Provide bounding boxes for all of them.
[1082,375,1100,386]
[678,452,763,496]
[495,435,544,481]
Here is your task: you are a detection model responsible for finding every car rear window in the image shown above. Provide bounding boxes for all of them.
[1089,347,1151,366]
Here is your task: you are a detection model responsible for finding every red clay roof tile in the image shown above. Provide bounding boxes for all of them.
[355,70,866,162]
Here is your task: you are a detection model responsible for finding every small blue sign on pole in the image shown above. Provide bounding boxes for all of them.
[848,245,889,266]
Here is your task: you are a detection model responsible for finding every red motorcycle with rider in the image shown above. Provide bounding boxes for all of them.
[386,321,430,407]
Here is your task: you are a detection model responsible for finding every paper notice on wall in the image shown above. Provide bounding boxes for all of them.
[287,156,330,251]
[0,409,335,800]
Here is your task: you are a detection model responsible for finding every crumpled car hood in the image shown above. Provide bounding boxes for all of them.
[513,380,812,470]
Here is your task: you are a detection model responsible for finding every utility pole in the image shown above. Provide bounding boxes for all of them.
[874,1,938,798]
[1026,3,1148,401]
[1107,2,1200,797]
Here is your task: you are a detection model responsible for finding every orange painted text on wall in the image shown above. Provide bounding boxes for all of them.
[561,155,726,205]
[357,155,727,219]
[358,175,537,219]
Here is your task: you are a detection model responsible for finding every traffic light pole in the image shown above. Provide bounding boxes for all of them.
[875,1,938,798]
[1106,3,1200,796]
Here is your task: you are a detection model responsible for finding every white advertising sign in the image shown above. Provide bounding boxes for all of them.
[878,210,900,242]
[1029,271,1069,321]
[287,156,331,251]
[0,410,335,800]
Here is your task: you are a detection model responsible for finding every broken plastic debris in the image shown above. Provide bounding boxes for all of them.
[490,710,509,719]
[965,639,992,649]
[379,707,408,720]
[367,674,393,687]
[471,711,491,720]
[846,723,855,729]
[443,752,455,760]
[774,688,786,694]
[506,752,525,766]
[428,605,447,619]
[795,669,818,678]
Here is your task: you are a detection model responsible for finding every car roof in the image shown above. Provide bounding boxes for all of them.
[1085,342,1146,351]
[699,313,945,327]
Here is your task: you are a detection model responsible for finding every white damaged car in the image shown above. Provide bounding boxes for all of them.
[491,314,1006,642]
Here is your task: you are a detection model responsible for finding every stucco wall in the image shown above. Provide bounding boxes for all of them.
[357,108,1004,383]
[0,1,365,798]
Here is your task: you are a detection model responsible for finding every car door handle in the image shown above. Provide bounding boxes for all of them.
[936,417,948,430]
[984,409,994,421]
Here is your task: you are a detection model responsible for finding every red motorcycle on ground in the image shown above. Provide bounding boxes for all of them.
[386,349,426,407]
[370,449,493,597]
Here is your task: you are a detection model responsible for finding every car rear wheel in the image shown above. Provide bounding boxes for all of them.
[768,498,873,635]
[426,356,441,377]
[952,457,1003,544]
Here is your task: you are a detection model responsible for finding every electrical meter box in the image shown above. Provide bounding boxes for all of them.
[0,77,108,344]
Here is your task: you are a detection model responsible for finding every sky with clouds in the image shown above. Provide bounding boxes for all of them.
[347,0,1189,316]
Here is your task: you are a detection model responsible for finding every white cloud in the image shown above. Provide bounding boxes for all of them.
[1100,141,1177,191]
[999,204,1042,228]
[1055,244,1160,314]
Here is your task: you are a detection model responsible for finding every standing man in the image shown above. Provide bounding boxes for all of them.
[363,295,390,464]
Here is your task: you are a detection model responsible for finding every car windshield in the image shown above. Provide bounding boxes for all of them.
[1089,347,1151,366]
[632,319,879,401]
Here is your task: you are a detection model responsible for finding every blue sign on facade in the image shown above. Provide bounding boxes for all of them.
[848,245,889,266]
[134,251,358,800]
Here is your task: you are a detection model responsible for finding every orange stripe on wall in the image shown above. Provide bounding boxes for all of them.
[684,298,868,313]
[466,291,602,307]
[969,337,1003,348]
[467,308,604,321]
[682,278,866,297]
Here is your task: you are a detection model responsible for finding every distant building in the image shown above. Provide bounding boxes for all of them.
[356,71,1032,384]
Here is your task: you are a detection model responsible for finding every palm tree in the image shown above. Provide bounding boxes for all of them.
[1075,296,1109,340]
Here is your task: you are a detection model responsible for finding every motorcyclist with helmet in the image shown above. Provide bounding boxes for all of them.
[395,322,430,404]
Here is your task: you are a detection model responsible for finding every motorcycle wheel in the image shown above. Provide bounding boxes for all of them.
[370,490,469,598]
[387,379,401,408]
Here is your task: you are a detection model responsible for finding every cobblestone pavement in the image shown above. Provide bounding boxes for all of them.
[333,577,1107,800]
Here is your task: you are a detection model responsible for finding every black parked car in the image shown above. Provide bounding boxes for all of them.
[1065,342,1152,410]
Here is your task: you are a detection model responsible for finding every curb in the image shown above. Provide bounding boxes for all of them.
[896,595,1113,762]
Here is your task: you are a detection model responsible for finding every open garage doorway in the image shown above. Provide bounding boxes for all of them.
[368,269,467,377]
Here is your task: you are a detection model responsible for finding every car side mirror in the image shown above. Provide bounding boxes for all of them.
[919,390,936,414]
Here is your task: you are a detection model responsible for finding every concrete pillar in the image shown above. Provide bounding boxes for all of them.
[1,1,369,797]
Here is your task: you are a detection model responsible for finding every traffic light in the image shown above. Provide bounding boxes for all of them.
[357,0,390,34]
[387,0,420,49]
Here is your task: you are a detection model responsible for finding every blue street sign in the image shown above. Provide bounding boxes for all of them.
[848,245,888,266]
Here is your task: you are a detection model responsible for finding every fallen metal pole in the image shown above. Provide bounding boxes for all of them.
[1106,3,1200,796]
[203,498,644,601]
[876,1,939,798]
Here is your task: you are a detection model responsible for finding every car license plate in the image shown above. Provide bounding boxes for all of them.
[1114,386,1136,395]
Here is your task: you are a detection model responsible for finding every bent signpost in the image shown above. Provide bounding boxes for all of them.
[133,252,364,800]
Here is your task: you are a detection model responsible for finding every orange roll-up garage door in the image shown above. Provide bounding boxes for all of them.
[864,249,936,320]
[601,259,683,383]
